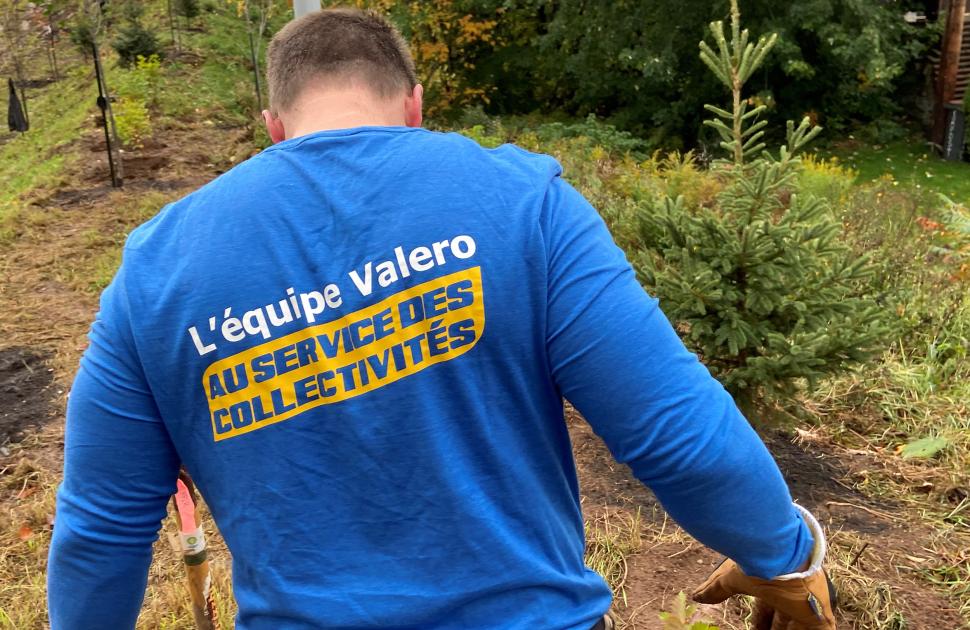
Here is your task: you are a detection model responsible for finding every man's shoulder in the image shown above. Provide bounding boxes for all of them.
[123,151,274,253]
[421,128,563,182]
[120,128,565,260]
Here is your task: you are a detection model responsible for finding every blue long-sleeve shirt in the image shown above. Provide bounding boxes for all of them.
[47,126,812,629]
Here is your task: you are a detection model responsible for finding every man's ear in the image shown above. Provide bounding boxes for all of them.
[404,84,423,128]
[262,110,287,144]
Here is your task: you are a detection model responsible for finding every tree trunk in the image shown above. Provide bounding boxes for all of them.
[168,0,182,53]
[49,14,60,81]
[932,0,967,146]
[50,40,60,81]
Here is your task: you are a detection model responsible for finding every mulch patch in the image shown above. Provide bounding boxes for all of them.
[0,347,57,446]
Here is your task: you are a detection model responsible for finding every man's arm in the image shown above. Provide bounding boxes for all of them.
[48,259,179,629]
[541,176,814,579]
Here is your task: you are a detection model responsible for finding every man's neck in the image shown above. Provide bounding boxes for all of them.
[283,89,406,139]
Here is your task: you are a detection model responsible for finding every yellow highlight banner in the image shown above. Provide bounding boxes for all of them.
[203,267,484,441]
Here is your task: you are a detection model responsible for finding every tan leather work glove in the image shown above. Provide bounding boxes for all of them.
[691,505,837,630]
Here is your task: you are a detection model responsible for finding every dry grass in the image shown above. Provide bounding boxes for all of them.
[796,277,969,627]
[0,434,238,629]
[912,507,970,621]
[46,190,177,296]
[826,529,907,630]
[0,438,58,629]
[585,508,644,607]
[642,509,696,548]
[793,422,970,627]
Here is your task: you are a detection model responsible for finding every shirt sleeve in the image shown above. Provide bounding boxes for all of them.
[47,255,179,629]
[541,176,813,579]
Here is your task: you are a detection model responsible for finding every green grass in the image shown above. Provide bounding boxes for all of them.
[158,10,259,124]
[127,2,284,147]
[0,68,92,222]
[50,190,179,295]
[823,139,970,205]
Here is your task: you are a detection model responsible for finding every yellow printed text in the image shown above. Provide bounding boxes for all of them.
[203,267,484,441]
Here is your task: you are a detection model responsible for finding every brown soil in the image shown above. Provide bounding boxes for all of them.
[569,408,968,629]
[0,347,57,445]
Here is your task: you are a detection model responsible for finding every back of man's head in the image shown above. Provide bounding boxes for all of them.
[267,7,418,114]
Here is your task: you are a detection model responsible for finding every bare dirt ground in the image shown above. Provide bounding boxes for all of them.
[0,348,55,447]
[570,407,968,629]
[1,119,967,629]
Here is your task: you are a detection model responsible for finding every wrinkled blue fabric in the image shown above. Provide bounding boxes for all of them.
[48,127,812,629]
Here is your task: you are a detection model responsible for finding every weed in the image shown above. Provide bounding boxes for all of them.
[114,96,153,147]
[585,509,643,606]
[800,154,858,205]
[658,591,719,629]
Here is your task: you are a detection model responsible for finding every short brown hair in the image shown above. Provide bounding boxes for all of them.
[266,8,418,112]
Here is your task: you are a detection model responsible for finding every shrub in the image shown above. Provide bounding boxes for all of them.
[175,0,201,20]
[112,21,161,68]
[111,54,162,146]
[69,15,96,50]
[355,0,502,118]
[799,154,857,205]
[113,55,161,102]
[458,124,504,149]
[532,115,651,158]
[646,152,723,209]
[631,0,889,411]
[114,96,152,147]
[119,0,145,21]
[133,54,163,108]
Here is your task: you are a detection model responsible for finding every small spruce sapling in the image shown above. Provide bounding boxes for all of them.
[111,1,162,67]
[634,0,888,412]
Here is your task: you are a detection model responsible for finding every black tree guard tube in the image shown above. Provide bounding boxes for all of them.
[91,41,121,188]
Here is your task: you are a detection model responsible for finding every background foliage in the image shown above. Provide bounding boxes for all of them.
[363,0,940,148]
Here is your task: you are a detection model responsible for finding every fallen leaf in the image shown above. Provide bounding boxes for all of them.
[900,436,950,459]
[16,486,36,500]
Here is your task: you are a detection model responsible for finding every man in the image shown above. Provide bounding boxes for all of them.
[48,8,836,630]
